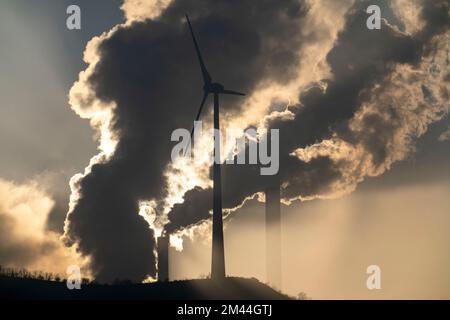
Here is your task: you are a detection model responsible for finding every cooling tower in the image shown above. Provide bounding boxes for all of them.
[265,182,281,289]
[157,235,169,282]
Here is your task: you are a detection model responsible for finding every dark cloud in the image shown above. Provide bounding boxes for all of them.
[167,187,212,233]
[65,0,311,282]
[165,0,449,232]
[418,0,450,41]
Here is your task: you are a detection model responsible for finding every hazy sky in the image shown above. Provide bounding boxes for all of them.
[0,0,124,180]
[0,0,123,230]
[0,0,449,299]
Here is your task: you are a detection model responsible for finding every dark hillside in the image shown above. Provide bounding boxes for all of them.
[0,276,291,300]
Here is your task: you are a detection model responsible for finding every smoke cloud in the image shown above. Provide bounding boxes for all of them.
[64,0,449,282]
[64,0,322,282]
[165,0,449,235]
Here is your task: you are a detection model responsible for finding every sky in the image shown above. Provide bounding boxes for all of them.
[0,0,449,299]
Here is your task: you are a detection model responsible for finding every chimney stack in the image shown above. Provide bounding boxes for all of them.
[265,181,281,289]
[157,235,169,282]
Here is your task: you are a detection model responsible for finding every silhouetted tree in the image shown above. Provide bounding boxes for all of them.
[0,266,62,282]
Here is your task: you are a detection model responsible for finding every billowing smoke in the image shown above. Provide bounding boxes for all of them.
[64,0,320,282]
[165,0,449,235]
[64,0,448,282]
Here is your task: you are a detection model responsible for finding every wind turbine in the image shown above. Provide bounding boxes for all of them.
[185,14,245,280]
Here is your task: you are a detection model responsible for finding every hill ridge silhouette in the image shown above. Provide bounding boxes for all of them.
[0,276,292,300]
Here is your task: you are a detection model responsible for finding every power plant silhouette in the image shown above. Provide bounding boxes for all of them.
[157,186,282,286]
[157,15,282,288]
[157,235,169,282]
[265,182,282,289]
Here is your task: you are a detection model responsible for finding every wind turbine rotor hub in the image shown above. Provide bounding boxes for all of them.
[205,82,224,94]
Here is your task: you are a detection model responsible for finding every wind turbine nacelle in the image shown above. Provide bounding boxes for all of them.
[204,82,225,94]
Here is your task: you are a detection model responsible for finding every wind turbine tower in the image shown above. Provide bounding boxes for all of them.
[186,14,245,280]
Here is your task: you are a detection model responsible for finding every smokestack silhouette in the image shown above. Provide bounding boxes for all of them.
[265,180,281,289]
[157,236,169,282]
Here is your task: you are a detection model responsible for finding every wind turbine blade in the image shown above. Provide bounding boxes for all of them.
[185,92,209,157]
[185,14,212,85]
[221,89,246,96]
[191,92,209,138]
